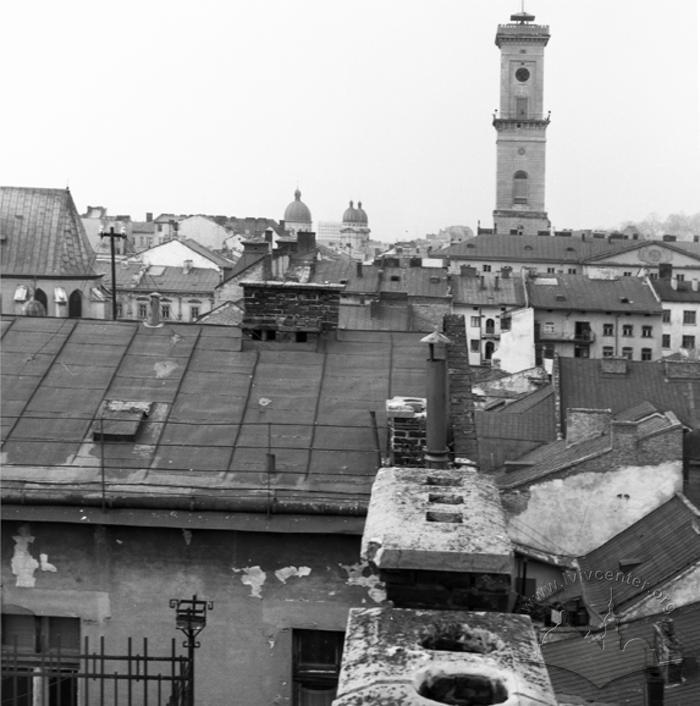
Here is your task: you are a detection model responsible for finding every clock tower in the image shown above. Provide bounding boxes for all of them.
[493,10,551,236]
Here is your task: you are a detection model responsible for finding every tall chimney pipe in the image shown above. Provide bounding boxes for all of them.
[144,292,163,328]
[420,331,452,468]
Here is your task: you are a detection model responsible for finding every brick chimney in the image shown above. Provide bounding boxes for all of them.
[297,231,316,253]
[611,420,639,460]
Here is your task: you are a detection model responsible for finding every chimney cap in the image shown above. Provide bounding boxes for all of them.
[420,331,451,345]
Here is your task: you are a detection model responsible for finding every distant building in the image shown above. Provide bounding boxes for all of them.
[1,186,106,318]
[651,276,700,354]
[282,188,312,235]
[318,200,372,261]
[527,273,663,363]
[80,206,132,257]
[492,11,551,236]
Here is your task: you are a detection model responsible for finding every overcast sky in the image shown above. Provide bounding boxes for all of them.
[2,0,698,240]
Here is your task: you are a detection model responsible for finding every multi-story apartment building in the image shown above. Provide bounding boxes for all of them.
[526,273,663,363]
[651,277,700,354]
[451,268,527,366]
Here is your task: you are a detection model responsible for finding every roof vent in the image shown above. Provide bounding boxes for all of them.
[92,400,152,441]
[620,297,631,303]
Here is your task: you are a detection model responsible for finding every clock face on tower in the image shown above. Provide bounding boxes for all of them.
[515,67,530,82]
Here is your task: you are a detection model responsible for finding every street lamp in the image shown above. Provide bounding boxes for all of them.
[169,594,213,706]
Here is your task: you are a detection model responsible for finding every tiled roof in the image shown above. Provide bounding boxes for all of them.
[0,186,98,277]
[337,303,435,332]
[544,600,700,705]
[451,272,526,306]
[497,434,611,489]
[310,262,450,298]
[577,495,700,616]
[558,358,700,427]
[180,238,236,269]
[97,262,221,293]
[498,385,555,414]
[527,274,661,313]
[438,234,623,263]
[0,317,427,511]
[650,278,700,303]
[584,238,700,263]
[544,601,700,702]
[196,301,244,326]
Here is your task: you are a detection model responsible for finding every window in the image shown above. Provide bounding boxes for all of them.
[190,306,199,321]
[470,340,480,352]
[622,324,633,337]
[116,303,123,318]
[568,268,577,274]
[682,335,696,349]
[470,316,480,328]
[161,304,170,320]
[293,630,344,706]
[546,267,555,274]
[295,332,308,343]
[677,274,685,282]
[603,323,614,337]
[623,271,632,277]
[146,237,153,247]
[485,318,495,335]
[157,224,163,233]
[2,614,80,706]
[543,322,554,334]
[482,264,492,272]
[662,309,671,323]
[641,348,652,361]
[137,302,148,319]
[662,334,671,348]
[513,170,528,204]
[683,310,696,325]
[501,316,511,331]
[621,347,633,360]
[603,346,614,358]
[642,326,652,338]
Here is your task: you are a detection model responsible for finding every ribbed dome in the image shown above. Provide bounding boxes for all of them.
[283,189,312,223]
[342,200,368,225]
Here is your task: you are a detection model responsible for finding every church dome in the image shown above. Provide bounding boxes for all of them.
[284,189,312,224]
[342,200,368,225]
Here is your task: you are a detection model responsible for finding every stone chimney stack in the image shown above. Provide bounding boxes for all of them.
[183,259,192,275]
[144,292,163,328]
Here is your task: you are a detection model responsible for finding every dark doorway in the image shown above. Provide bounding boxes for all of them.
[68,290,82,318]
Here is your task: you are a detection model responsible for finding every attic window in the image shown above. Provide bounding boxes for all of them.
[390,275,401,282]
[620,297,630,303]
[13,285,28,302]
[566,247,575,252]
[466,243,475,248]
[555,295,566,301]
[92,400,152,441]
[339,279,348,285]
[524,245,533,251]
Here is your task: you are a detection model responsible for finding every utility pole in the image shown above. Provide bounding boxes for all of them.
[100,226,127,321]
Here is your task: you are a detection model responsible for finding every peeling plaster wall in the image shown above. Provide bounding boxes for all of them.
[503,463,683,555]
[1,521,377,706]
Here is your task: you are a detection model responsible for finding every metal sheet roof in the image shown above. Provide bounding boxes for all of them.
[1,317,427,513]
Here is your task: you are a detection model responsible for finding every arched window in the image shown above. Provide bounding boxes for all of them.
[35,288,48,311]
[485,318,495,335]
[484,341,495,360]
[68,290,82,318]
[513,171,528,205]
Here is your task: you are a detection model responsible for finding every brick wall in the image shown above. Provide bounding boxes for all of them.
[386,397,426,467]
[443,314,478,461]
[242,283,341,332]
[566,409,612,445]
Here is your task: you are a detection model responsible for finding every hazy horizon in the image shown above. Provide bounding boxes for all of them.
[2,0,698,241]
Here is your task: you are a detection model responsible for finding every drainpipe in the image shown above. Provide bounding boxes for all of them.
[420,331,451,468]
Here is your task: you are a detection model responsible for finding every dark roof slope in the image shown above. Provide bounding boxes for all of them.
[650,278,700,303]
[97,262,220,293]
[451,272,526,306]
[0,317,426,512]
[527,274,661,313]
[543,600,700,705]
[311,262,450,298]
[558,357,700,427]
[1,186,98,277]
[438,234,623,264]
[576,495,700,616]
